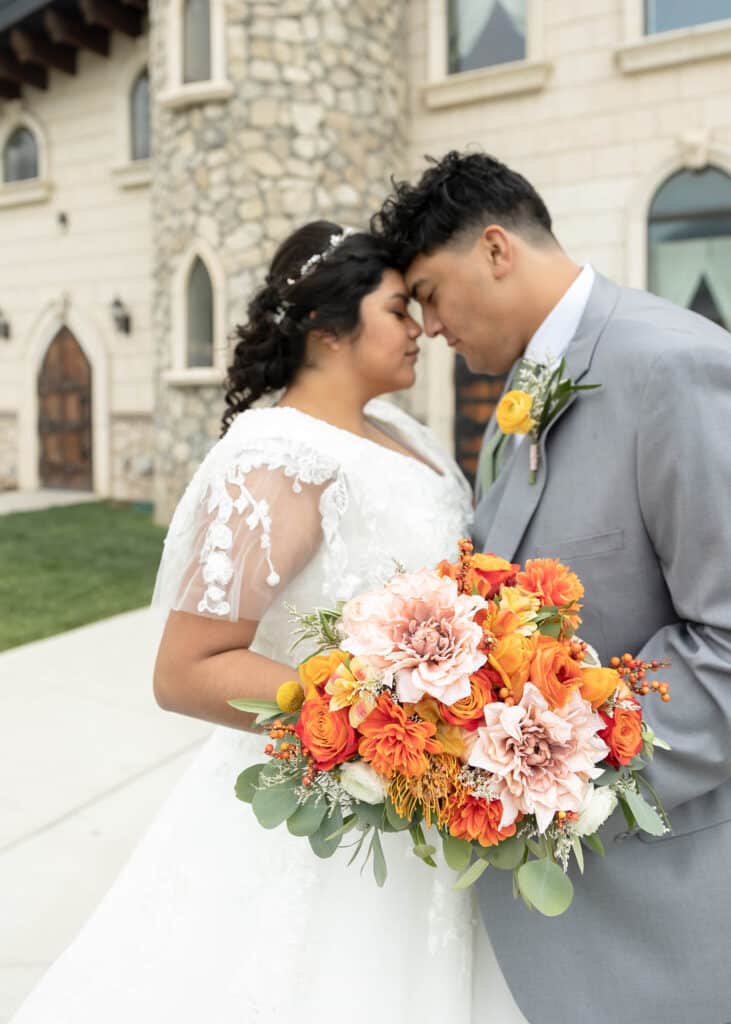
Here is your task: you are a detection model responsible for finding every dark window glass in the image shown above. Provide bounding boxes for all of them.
[3,126,39,182]
[183,0,211,83]
[646,0,731,34]
[186,257,214,367]
[130,69,151,161]
[448,0,526,74]
[648,167,731,331]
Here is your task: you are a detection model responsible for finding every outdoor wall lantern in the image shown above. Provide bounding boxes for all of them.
[111,297,132,334]
[0,308,10,340]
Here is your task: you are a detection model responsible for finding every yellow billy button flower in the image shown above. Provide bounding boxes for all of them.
[496,390,535,435]
[276,680,305,714]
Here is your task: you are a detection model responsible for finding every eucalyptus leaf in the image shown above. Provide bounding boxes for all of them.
[516,858,574,917]
[454,857,490,890]
[355,802,386,829]
[234,763,266,804]
[252,785,299,829]
[485,836,526,871]
[623,788,666,837]
[572,836,585,875]
[371,830,387,887]
[286,798,327,837]
[412,843,437,863]
[228,698,281,716]
[442,834,472,872]
[526,837,543,858]
[538,620,562,639]
[384,798,410,832]
[582,832,605,857]
[595,768,623,787]
[347,826,370,867]
[309,807,344,858]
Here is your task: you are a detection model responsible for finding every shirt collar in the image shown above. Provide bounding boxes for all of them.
[523,264,595,366]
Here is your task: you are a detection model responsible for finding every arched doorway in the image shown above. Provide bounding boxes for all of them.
[37,327,93,490]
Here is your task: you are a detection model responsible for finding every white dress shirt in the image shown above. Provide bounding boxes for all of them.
[509,263,595,454]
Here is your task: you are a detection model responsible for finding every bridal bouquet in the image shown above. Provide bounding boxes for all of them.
[232,541,670,917]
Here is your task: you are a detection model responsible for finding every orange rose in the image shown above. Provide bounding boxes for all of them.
[528,634,583,708]
[489,632,534,703]
[471,553,520,600]
[294,688,359,771]
[516,558,584,630]
[447,794,517,848]
[580,667,619,710]
[599,704,643,767]
[439,671,495,731]
[298,650,349,695]
[359,693,442,779]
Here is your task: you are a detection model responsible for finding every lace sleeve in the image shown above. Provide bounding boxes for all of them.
[152,437,347,623]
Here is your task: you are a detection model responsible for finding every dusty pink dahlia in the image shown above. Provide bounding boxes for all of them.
[340,568,487,706]
[468,683,609,833]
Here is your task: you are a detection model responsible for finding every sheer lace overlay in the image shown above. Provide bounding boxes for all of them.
[9,399,528,1024]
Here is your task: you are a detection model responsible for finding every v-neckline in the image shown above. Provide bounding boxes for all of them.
[270,404,446,479]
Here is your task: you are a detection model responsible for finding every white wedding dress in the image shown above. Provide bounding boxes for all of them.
[10,399,528,1024]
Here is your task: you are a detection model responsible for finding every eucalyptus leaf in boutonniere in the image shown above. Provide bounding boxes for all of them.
[496,358,600,484]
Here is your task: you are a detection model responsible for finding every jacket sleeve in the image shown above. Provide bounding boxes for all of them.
[634,336,731,810]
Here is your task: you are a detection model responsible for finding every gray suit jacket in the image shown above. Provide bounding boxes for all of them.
[473,273,731,1024]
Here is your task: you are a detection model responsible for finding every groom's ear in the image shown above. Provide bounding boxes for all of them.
[478,225,513,281]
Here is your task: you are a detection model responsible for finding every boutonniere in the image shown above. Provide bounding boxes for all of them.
[495,358,600,484]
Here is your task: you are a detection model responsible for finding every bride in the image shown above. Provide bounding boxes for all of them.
[10,222,527,1023]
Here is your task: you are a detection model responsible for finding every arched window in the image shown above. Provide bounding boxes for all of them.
[648,166,731,331]
[3,126,39,183]
[183,0,211,83]
[448,0,526,74]
[186,257,214,367]
[130,69,151,161]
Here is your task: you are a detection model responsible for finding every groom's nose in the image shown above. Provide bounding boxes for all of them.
[423,308,444,337]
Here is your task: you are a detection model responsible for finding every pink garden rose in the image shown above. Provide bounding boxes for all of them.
[340,569,487,706]
[468,683,609,833]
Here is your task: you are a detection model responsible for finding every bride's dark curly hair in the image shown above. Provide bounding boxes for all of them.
[221,220,394,436]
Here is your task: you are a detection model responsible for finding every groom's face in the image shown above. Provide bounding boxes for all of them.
[405,234,526,376]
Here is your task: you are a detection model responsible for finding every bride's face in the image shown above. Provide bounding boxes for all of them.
[346,269,422,396]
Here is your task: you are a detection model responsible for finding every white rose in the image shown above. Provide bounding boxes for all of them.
[339,761,388,805]
[575,785,618,837]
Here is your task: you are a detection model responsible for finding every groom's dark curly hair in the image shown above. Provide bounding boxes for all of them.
[371,150,556,270]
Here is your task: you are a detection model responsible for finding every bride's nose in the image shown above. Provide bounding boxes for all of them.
[406,315,421,337]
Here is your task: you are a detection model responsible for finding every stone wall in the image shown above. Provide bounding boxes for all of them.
[0,413,18,491]
[110,414,155,502]
[150,0,409,523]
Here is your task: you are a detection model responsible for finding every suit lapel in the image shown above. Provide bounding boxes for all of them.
[476,273,621,561]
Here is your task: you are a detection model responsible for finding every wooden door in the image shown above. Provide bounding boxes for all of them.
[38,327,93,490]
[454,360,507,486]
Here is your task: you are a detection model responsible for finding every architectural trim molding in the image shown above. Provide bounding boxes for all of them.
[0,176,52,207]
[422,58,552,110]
[0,103,51,197]
[114,41,150,171]
[18,296,111,494]
[624,139,731,290]
[111,160,152,189]
[167,237,228,384]
[616,16,731,74]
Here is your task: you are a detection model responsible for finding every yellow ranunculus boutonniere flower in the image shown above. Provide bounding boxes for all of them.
[496,390,535,435]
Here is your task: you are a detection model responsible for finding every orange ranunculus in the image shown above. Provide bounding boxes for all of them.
[599,703,643,768]
[529,634,583,709]
[358,693,443,779]
[488,632,534,703]
[408,696,471,759]
[488,584,540,638]
[294,688,359,771]
[298,650,349,696]
[439,670,495,731]
[470,554,520,600]
[580,667,619,710]
[516,558,584,630]
[436,553,518,601]
[447,793,517,848]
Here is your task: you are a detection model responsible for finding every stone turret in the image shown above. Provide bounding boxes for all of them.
[150,0,409,522]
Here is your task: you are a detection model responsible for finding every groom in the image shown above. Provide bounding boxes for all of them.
[373,151,731,1023]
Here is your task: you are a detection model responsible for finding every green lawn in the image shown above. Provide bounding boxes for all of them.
[0,501,168,652]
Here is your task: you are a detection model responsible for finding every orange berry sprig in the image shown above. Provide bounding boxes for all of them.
[264,719,299,761]
[456,538,475,595]
[569,639,588,662]
[609,654,671,701]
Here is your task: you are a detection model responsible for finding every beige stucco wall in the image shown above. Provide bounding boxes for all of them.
[406,0,731,449]
[0,32,153,498]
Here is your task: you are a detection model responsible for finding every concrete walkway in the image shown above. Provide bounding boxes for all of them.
[0,608,211,1022]
[0,489,99,515]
